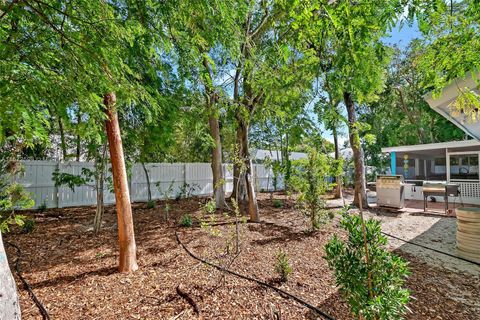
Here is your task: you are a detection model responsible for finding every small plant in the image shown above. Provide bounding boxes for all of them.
[325,212,410,320]
[21,217,36,234]
[272,199,283,208]
[291,149,334,230]
[37,199,48,212]
[147,200,156,209]
[274,250,292,282]
[180,214,193,227]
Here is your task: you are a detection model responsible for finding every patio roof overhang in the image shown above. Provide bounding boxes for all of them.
[382,140,480,155]
[424,72,480,140]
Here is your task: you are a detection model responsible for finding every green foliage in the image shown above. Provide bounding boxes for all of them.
[325,213,410,320]
[176,182,199,200]
[291,149,334,230]
[37,200,48,212]
[272,199,283,208]
[21,217,37,234]
[274,250,292,282]
[180,214,193,228]
[147,200,156,209]
[0,160,34,233]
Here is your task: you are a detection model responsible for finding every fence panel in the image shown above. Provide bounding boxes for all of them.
[18,160,283,209]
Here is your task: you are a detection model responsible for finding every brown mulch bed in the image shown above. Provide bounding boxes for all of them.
[4,192,479,319]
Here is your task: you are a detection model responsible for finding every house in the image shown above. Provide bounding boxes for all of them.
[381,72,480,205]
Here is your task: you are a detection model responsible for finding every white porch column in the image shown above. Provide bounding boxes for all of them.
[446,148,450,182]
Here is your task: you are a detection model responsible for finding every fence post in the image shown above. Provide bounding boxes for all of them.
[54,161,60,208]
[184,163,188,188]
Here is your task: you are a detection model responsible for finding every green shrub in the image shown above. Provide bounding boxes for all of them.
[21,217,36,234]
[37,199,47,212]
[274,250,292,282]
[147,200,156,209]
[180,214,193,227]
[272,199,283,208]
[325,213,410,320]
[291,149,334,230]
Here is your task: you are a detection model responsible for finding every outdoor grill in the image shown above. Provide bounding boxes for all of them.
[422,182,461,214]
[376,175,405,209]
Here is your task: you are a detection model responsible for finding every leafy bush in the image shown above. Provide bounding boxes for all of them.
[272,199,283,208]
[325,213,410,320]
[291,149,334,230]
[38,199,48,212]
[0,158,34,233]
[21,217,36,234]
[147,200,156,209]
[180,214,193,227]
[274,250,292,282]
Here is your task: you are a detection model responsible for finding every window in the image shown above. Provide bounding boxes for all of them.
[434,157,446,166]
[449,154,479,181]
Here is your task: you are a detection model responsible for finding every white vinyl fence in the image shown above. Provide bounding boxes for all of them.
[17,161,283,209]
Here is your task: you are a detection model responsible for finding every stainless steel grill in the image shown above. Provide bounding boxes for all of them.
[422,182,461,214]
[376,175,405,209]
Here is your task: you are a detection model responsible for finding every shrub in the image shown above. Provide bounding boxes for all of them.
[147,200,156,209]
[274,250,292,282]
[291,149,334,230]
[272,199,283,208]
[180,214,193,227]
[37,199,47,212]
[21,217,36,234]
[325,213,410,320]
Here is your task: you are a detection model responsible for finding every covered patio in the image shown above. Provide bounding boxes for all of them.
[382,140,480,205]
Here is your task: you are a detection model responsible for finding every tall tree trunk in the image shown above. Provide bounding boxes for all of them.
[104,92,138,273]
[230,124,243,201]
[58,117,68,161]
[238,119,259,222]
[202,56,226,209]
[333,126,343,199]
[0,233,21,320]
[93,144,107,235]
[141,162,152,202]
[76,110,81,161]
[209,113,226,209]
[344,92,368,208]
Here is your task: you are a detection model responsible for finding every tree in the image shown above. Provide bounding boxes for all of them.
[165,0,246,209]
[301,1,406,207]
[0,0,171,272]
[415,0,480,114]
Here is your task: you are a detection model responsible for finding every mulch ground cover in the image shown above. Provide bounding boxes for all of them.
[4,192,479,319]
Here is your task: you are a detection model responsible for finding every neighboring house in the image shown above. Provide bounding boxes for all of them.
[251,149,307,164]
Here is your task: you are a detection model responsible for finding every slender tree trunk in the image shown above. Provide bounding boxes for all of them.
[344,91,368,208]
[0,233,21,320]
[58,117,68,161]
[76,110,81,161]
[202,56,227,209]
[93,145,107,235]
[104,92,138,273]
[333,126,343,199]
[239,119,259,222]
[141,162,152,202]
[209,114,226,209]
[230,124,242,201]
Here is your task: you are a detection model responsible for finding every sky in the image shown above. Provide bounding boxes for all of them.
[321,21,422,148]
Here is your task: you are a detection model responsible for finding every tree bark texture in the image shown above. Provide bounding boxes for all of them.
[202,56,227,209]
[104,92,138,272]
[238,119,259,222]
[209,114,226,209]
[344,91,368,207]
[0,233,21,320]
[333,126,343,199]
